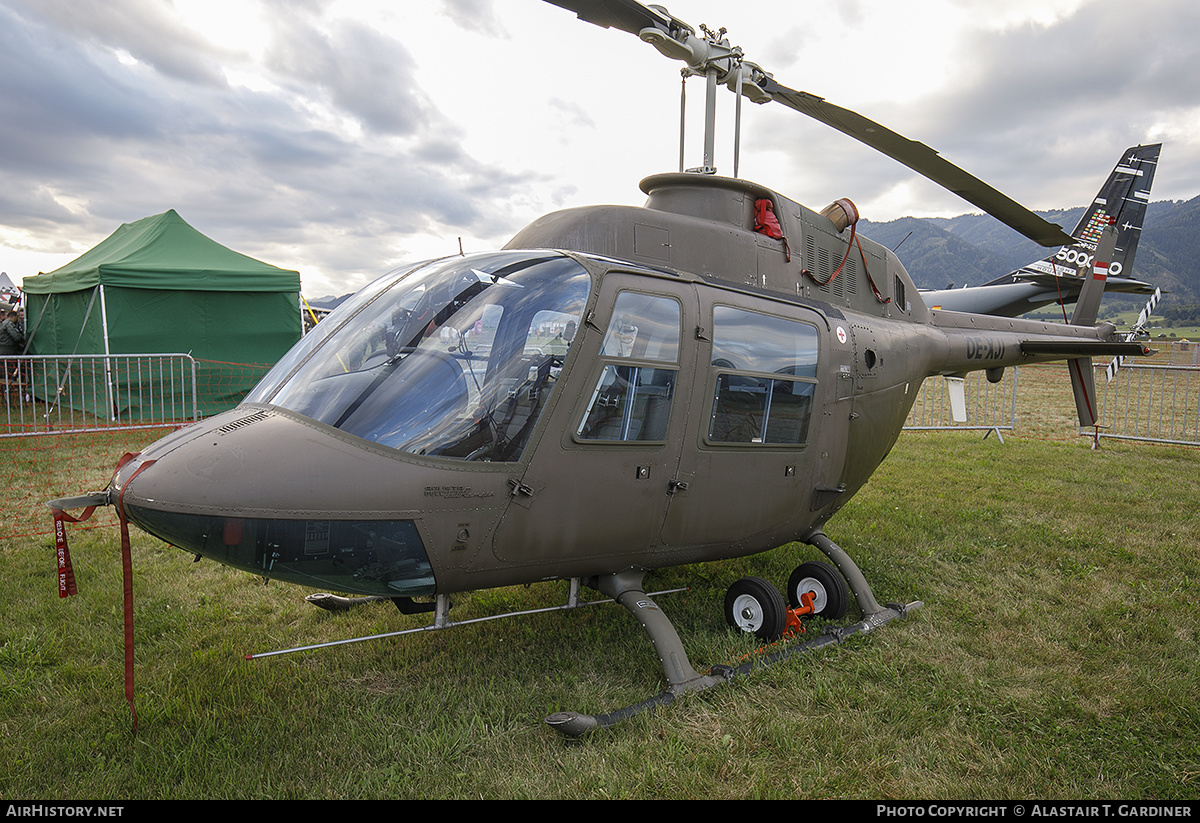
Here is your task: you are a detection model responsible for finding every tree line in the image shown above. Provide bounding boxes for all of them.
[1159,303,1200,326]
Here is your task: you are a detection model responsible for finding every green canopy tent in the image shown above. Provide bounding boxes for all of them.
[23,210,302,418]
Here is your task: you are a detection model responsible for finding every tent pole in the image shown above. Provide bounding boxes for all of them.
[99,284,116,421]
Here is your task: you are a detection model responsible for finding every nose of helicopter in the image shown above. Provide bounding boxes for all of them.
[108,406,478,598]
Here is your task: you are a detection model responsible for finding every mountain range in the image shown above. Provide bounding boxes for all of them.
[858,195,1200,310]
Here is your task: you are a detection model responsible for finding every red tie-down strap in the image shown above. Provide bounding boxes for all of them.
[52,452,155,733]
[53,507,94,597]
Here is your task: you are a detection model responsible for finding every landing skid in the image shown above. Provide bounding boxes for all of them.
[546,530,923,737]
[279,531,919,737]
[254,578,689,659]
[545,600,920,737]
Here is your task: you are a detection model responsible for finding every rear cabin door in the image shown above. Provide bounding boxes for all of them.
[660,292,826,551]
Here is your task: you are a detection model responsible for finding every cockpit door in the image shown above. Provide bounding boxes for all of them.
[491,272,699,569]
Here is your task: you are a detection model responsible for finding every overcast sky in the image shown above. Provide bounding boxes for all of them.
[1,0,1197,298]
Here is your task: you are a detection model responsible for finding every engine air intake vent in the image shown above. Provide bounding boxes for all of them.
[215,410,273,434]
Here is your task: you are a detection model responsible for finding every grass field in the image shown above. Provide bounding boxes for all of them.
[2,364,1197,800]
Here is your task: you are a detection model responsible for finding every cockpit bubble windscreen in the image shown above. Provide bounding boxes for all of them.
[252,252,591,462]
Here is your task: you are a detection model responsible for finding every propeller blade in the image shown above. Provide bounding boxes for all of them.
[759,78,1074,247]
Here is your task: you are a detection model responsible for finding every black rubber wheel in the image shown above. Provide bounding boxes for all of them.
[724,576,787,641]
[786,561,849,619]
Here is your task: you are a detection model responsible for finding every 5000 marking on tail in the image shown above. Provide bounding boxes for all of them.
[1057,247,1125,276]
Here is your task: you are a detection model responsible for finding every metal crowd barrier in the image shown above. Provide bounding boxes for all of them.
[904,368,1019,440]
[1093,361,1200,446]
[1,353,199,437]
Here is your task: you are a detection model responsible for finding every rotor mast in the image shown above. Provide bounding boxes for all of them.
[640,18,772,177]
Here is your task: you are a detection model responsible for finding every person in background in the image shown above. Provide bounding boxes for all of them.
[0,308,23,355]
[0,308,26,396]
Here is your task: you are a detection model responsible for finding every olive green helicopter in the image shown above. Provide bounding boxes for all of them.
[52,0,1153,736]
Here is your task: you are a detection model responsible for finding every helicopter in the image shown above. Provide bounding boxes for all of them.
[50,0,1153,737]
[921,143,1161,318]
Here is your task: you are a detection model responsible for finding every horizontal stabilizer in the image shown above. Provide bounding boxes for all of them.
[1020,341,1152,358]
[1018,272,1156,294]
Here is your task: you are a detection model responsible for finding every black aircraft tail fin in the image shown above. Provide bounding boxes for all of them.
[1015,143,1160,288]
[922,144,1160,317]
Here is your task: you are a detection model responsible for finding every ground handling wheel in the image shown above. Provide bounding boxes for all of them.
[724,576,787,641]
[787,561,849,620]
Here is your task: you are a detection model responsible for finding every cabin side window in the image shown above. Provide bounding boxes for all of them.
[707,306,818,446]
[577,292,680,442]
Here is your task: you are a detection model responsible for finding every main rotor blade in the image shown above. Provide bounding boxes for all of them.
[543,0,1075,249]
[760,78,1075,247]
[542,0,684,38]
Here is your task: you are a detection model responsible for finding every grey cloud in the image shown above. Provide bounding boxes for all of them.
[745,0,1200,218]
[263,11,444,137]
[905,1,1200,169]
[3,0,229,86]
[0,7,164,158]
[0,0,544,293]
[548,98,597,131]
[439,0,508,37]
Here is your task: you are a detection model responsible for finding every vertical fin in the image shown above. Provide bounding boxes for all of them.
[1067,225,1118,427]
[945,376,967,423]
[1068,357,1098,428]
[918,145,1159,318]
[1071,224,1117,326]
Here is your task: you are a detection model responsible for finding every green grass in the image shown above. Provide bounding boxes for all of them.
[2,366,1198,799]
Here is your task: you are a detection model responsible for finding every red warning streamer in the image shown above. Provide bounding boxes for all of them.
[53,452,155,734]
